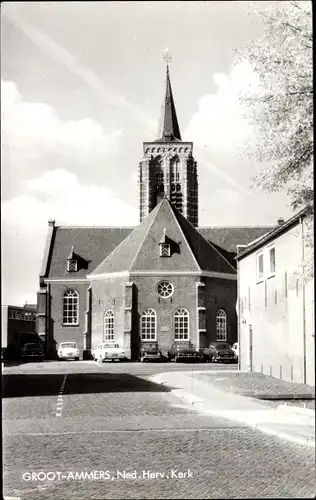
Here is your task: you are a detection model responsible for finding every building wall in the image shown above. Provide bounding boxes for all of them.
[49,282,89,354]
[132,275,198,356]
[90,277,127,352]
[2,306,37,358]
[203,278,237,347]
[89,274,238,359]
[238,221,315,385]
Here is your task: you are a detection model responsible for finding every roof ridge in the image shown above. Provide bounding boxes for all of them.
[199,225,274,229]
[128,201,163,271]
[56,225,135,229]
[167,201,201,271]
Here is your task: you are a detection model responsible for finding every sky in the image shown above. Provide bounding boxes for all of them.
[1,1,294,306]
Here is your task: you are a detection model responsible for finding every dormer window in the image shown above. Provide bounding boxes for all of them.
[160,243,171,257]
[159,228,172,257]
[67,259,78,272]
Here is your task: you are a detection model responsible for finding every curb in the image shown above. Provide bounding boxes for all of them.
[151,374,315,448]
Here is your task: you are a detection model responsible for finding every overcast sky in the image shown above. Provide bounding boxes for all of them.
[2,1,293,306]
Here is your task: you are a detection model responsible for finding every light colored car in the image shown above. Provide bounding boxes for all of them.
[232,342,239,361]
[58,342,80,361]
[92,343,126,362]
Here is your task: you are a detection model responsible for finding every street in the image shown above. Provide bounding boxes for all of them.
[2,361,315,499]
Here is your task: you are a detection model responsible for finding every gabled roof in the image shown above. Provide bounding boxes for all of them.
[90,198,236,277]
[43,220,273,279]
[156,66,182,142]
[235,206,310,260]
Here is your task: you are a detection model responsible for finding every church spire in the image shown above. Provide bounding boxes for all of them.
[157,50,182,142]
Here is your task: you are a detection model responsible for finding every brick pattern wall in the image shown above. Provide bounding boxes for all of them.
[49,282,89,354]
[204,278,237,346]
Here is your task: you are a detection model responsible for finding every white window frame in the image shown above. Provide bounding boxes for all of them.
[141,309,157,341]
[216,309,227,341]
[157,281,174,298]
[63,290,79,325]
[104,310,115,342]
[174,308,189,341]
[256,252,264,282]
[268,245,276,276]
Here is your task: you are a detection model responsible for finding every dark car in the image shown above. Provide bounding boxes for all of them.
[140,342,163,362]
[168,341,200,362]
[21,343,44,361]
[201,341,236,363]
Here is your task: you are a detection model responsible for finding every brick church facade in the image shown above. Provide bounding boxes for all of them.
[37,65,272,359]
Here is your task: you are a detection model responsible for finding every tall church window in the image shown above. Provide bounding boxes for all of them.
[104,310,115,342]
[141,309,156,341]
[174,308,189,340]
[63,290,79,325]
[216,309,227,341]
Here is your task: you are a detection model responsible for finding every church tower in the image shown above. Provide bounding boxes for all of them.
[138,57,198,227]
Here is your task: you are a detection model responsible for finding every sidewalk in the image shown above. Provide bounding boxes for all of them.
[148,370,315,448]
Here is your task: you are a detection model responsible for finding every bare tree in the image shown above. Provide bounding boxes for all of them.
[237,0,313,279]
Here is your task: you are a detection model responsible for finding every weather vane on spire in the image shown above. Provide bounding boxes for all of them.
[163,48,172,72]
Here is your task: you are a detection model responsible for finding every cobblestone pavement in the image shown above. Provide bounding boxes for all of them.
[190,371,315,398]
[3,362,316,499]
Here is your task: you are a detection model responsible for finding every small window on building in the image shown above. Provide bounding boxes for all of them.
[104,310,115,342]
[160,243,171,257]
[16,311,21,320]
[269,247,275,274]
[257,253,264,281]
[216,309,227,341]
[67,260,78,272]
[157,281,174,298]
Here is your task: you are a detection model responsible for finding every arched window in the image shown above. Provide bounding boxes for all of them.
[216,309,227,341]
[174,308,189,340]
[141,309,156,341]
[104,310,115,341]
[63,290,79,325]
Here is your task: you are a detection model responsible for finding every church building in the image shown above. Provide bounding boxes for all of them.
[37,63,272,359]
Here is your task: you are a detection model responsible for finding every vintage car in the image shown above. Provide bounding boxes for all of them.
[58,342,80,361]
[21,343,44,361]
[167,341,200,362]
[92,343,126,362]
[140,342,163,362]
[201,341,236,363]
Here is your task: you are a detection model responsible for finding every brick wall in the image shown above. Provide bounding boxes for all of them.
[49,282,89,354]
[203,278,237,346]
[132,275,198,356]
[90,277,127,351]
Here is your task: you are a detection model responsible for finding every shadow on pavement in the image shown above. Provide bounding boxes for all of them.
[2,373,171,398]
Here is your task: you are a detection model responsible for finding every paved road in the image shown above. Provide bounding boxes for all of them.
[2,361,315,499]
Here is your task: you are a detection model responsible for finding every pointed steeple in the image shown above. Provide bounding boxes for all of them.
[157,58,182,142]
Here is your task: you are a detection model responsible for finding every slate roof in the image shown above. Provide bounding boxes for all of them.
[43,213,272,279]
[90,199,236,276]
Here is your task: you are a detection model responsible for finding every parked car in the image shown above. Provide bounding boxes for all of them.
[92,343,126,362]
[21,343,44,361]
[168,341,200,362]
[201,341,236,363]
[58,342,80,361]
[231,342,239,362]
[140,342,163,362]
